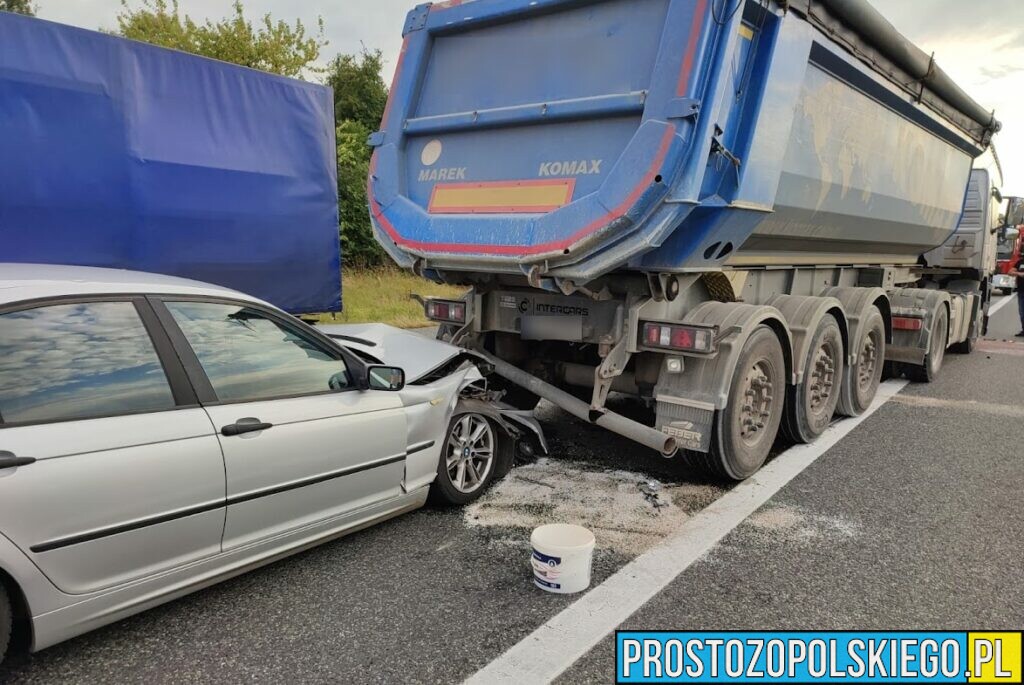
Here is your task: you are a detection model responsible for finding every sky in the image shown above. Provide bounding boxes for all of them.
[36,0,1024,195]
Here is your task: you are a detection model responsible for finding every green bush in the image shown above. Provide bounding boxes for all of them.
[337,120,386,268]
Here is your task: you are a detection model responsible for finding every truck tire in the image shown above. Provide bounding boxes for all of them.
[950,327,977,354]
[782,314,845,443]
[696,326,786,481]
[906,307,948,383]
[837,307,885,417]
[0,582,11,667]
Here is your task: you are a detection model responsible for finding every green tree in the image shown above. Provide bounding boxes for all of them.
[325,50,389,133]
[326,51,389,267]
[114,0,325,78]
[337,120,386,267]
[0,0,36,15]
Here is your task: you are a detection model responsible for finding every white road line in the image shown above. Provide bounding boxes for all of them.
[465,379,909,685]
[990,294,1015,316]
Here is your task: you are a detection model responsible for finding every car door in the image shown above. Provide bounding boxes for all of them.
[153,298,408,550]
[0,297,226,595]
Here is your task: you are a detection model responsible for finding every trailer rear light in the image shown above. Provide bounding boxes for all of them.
[892,316,924,331]
[641,322,716,353]
[425,299,467,324]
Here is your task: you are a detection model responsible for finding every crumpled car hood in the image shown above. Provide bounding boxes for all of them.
[318,323,459,382]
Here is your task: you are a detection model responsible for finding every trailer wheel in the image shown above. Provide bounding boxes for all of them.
[697,326,785,481]
[837,307,885,417]
[782,314,845,443]
[906,307,948,383]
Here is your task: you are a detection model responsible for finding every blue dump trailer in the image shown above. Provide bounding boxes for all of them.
[0,13,340,314]
[372,0,1012,478]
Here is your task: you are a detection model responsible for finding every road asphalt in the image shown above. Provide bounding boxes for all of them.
[1,296,1021,684]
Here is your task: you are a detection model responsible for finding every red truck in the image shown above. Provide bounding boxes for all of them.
[993,224,1022,295]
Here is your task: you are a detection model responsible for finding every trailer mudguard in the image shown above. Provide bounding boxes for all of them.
[821,286,890,417]
[821,287,891,363]
[653,301,791,452]
[887,288,952,364]
[764,295,848,383]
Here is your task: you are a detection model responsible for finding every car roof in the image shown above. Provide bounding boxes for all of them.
[0,263,262,307]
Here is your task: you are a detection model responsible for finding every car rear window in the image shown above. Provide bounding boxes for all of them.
[0,301,176,425]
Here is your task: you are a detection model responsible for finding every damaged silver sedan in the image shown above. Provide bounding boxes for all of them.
[0,264,543,664]
[318,322,546,504]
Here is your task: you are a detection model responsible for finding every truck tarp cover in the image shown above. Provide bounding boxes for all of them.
[0,13,340,313]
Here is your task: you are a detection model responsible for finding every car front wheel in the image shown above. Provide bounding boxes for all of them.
[429,413,508,506]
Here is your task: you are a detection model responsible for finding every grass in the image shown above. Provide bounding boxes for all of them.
[310,268,467,329]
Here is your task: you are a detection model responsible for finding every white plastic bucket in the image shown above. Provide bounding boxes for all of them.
[530,524,596,594]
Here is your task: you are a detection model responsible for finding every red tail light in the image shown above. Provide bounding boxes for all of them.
[425,299,467,324]
[892,316,924,331]
[641,322,716,353]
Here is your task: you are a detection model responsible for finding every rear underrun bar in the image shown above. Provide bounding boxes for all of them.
[476,350,678,457]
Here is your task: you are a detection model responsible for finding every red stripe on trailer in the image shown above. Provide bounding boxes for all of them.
[368,127,676,256]
[676,0,708,97]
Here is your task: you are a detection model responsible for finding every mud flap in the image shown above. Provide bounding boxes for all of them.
[653,301,792,454]
[887,288,951,365]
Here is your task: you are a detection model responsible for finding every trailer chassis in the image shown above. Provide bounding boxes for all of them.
[431,262,986,479]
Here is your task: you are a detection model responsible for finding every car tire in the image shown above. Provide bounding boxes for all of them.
[0,582,11,667]
[429,414,510,506]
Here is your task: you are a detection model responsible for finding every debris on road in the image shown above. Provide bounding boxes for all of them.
[743,504,861,545]
[465,459,722,555]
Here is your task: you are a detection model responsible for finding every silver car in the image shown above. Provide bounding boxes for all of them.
[0,264,541,664]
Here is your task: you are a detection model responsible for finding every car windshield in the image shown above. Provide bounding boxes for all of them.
[996,238,1015,258]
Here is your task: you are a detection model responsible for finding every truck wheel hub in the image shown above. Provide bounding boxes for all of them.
[809,344,837,412]
[739,362,774,442]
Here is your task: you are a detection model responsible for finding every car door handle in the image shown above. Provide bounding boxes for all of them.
[221,419,274,437]
[0,450,36,469]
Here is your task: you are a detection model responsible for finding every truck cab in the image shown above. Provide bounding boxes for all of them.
[994,227,1022,295]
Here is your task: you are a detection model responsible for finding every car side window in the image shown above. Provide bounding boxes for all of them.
[0,301,177,425]
[165,301,350,403]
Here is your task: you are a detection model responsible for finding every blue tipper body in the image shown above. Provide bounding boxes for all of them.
[370,0,991,285]
[0,13,340,314]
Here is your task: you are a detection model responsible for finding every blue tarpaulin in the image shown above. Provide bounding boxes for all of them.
[0,13,340,313]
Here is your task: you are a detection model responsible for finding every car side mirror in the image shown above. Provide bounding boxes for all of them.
[367,366,405,392]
